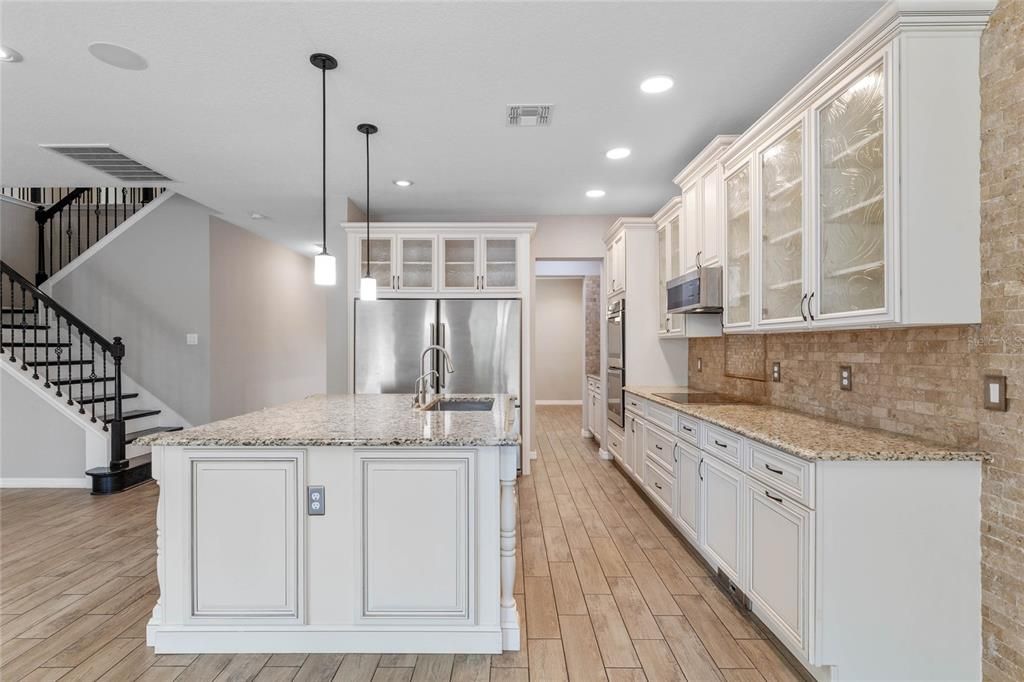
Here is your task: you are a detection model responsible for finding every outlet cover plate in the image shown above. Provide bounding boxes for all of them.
[307,485,325,515]
[839,365,853,391]
[984,374,1007,411]
[772,362,781,382]
[697,358,703,372]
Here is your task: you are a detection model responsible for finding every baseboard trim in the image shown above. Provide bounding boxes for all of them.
[0,477,91,488]
[535,400,583,406]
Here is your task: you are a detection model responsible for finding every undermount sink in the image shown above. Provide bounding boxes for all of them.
[421,398,495,412]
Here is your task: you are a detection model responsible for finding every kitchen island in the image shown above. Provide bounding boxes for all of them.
[137,393,521,654]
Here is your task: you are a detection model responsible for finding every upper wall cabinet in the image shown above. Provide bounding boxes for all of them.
[672,136,738,278]
[719,6,988,332]
[606,232,626,297]
[345,224,533,298]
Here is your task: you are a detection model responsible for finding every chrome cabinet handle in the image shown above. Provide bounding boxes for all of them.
[765,463,784,475]
[800,293,808,321]
[765,490,784,504]
[808,292,816,321]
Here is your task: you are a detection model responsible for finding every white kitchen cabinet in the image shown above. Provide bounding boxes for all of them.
[723,160,754,331]
[699,162,724,268]
[746,483,812,659]
[482,236,519,291]
[607,231,626,296]
[396,235,436,292]
[436,234,521,293]
[361,454,471,620]
[586,377,603,443]
[681,182,700,274]
[654,198,684,335]
[624,411,644,480]
[358,236,398,293]
[674,440,701,543]
[440,236,479,291]
[700,451,743,583]
[718,8,985,332]
[673,136,737,278]
[190,455,302,622]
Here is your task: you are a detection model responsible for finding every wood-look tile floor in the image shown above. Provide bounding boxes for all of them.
[0,405,805,681]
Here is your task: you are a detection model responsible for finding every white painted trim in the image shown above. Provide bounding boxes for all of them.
[535,400,582,406]
[0,194,39,209]
[0,477,91,488]
[40,190,176,294]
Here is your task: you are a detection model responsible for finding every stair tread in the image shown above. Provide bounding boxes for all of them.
[104,408,161,424]
[76,392,139,404]
[125,425,182,444]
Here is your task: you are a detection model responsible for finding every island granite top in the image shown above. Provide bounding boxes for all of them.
[625,386,985,463]
[135,393,520,448]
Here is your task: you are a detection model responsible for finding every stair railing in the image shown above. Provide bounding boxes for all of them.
[21,186,164,285]
[1,260,127,471]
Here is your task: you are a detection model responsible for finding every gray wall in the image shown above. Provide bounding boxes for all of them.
[1,372,86,479]
[535,277,584,402]
[1,199,38,279]
[209,217,326,420]
[53,194,213,424]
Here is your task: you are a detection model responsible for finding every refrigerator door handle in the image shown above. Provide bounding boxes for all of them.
[428,322,437,390]
[439,323,448,389]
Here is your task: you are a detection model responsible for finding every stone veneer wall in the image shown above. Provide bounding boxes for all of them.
[688,3,1024,673]
[583,275,601,376]
[979,2,1024,677]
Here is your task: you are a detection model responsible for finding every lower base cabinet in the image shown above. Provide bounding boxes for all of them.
[746,484,812,660]
[674,441,701,543]
[624,412,645,479]
[699,453,743,584]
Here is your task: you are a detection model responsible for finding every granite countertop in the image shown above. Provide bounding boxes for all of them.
[136,394,520,448]
[625,385,985,463]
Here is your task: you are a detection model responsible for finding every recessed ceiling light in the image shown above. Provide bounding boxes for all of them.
[250,211,268,220]
[88,42,148,71]
[393,179,413,187]
[606,147,631,160]
[0,46,23,63]
[586,189,606,199]
[640,75,674,94]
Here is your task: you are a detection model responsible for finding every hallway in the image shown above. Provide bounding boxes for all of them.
[0,405,803,681]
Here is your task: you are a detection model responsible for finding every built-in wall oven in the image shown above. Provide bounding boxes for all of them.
[606,298,625,428]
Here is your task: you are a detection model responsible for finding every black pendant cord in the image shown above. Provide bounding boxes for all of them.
[321,65,327,256]
[364,129,370,278]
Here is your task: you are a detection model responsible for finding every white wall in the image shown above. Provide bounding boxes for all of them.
[1,371,87,483]
[535,278,584,402]
[209,217,327,421]
[531,215,619,260]
[1,199,38,280]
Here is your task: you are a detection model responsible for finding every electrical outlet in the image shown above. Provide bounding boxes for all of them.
[697,358,703,372]
[186,333,198,346]
[772,361,781,382]
[839,365,853,391]
[984,375,1007,411]
[307,485,326,515]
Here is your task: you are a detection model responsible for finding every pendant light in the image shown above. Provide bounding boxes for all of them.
[357,122,379,301]
[310,52,338,286]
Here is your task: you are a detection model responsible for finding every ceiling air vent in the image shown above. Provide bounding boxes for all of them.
[506,104,552,127]
[39,144,173,182]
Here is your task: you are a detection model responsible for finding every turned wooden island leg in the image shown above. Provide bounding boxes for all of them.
[499,446,520,650]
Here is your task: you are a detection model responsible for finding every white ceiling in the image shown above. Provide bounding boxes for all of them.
[1,1,882,253]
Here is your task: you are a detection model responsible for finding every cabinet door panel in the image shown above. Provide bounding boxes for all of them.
[683,185,701,273]
[362,456,470,619]
[761,125,806,324]
[359,237,396,290]
[442,237,479,290]
[192,457,300,619]
[483,237,518,290]
[724,164,753,326]
[398,236,435,291]
[675,442,700,541]
[747,486,811,656]
[816,62,887,318]
[701,165,722,267]
[701,455,742,581]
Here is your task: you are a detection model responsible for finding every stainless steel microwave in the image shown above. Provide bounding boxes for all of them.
[667,266,723,314]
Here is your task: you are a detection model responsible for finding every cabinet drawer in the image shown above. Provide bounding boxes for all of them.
[644,425,675,471]
[625,394,645,414]
[746,442,814,509]
[702,424,743,467]
[645,401,676,431]
[587,377,600,392]
[607,426,624,461]
[676,414,699,445]
[642,455,674,513]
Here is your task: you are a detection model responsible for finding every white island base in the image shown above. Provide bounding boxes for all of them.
[146,443,520,654]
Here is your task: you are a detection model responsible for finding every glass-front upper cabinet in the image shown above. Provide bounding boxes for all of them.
[483,237,518,290]
[760,124,805,324]
[724,163,753,327]
[359,236,396,291]
[441,237,478,290]
[397,236,435,291]
[816,62,886,319]
[657,224,668,333]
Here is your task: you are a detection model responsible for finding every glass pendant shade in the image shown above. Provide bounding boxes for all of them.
[359,276,378,301]
[314,252,336,286]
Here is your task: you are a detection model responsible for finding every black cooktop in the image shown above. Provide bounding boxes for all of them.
[653,392,744,405]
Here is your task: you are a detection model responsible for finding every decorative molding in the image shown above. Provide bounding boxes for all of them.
[673,135,740,187]
[0,477,91,488]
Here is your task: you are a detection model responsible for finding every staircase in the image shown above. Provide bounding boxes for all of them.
[2,187,184,493]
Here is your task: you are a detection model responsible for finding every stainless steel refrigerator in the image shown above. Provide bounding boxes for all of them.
[355,299,521,396]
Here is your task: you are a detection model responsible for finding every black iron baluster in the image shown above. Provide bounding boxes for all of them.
[53,316,62,397]
[103,188,109,237]
[66,323,74,405]
[49,215,54,279]
[7,278,14,362]
[58,206,64,272]
[20,289,28,371]
[42,303,51,388]
[109,337,126,470]
[102,350,109,431]
[31,293,39,380]
[77,330,85,412]
[76,191,83,259]
[0,271,4,357]
[121,188,127,226]
[90,339,97,423]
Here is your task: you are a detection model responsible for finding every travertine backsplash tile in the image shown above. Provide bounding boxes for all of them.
[584,275,601,376]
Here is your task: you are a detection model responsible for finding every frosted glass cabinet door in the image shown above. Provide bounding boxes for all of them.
[483,237,518,290]
[442,237,479,290]
[725,164,753,326]
[657,225,668,333]
[817,63,886,317]
[761,125,805,323]
[398,237,435,290]
[360,237,395,290]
